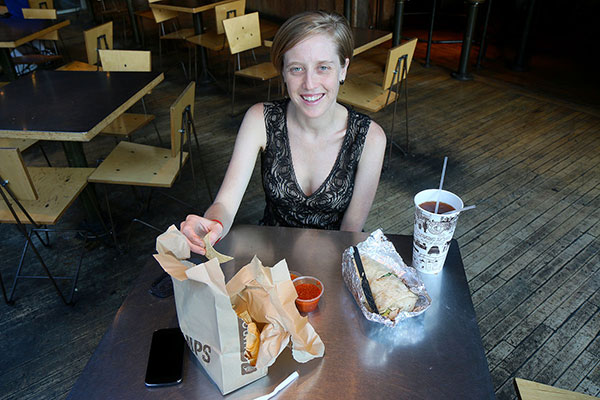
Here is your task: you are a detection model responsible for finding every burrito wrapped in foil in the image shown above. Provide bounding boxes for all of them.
[342,229,431,327]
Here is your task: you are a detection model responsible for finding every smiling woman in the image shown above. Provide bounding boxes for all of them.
[180,11,387,256]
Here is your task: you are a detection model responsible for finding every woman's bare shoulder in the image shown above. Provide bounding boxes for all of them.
[365,119,387,150]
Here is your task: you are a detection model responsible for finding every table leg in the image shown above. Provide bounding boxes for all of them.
[475,0,492,70]
[451,0,483,81]
[425,0,437,67]
[62,142,104,228]
[193,13,211,84]
[125,0,141,46]
[512,0,536,71]
[393,0,407,47]
[1,48,18,82]
[343,0,351,22]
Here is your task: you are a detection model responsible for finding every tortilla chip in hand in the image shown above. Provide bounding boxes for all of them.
[203,233,234,263]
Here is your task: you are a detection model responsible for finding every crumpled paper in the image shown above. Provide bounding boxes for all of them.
[342,229,431,327]
[154,225,325,370]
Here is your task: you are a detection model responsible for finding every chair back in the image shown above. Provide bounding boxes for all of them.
[382,37,417,90]
[214,0,245,35]
[84,21,113,66]
[170,81,195,157]
[0,148,38,201]
[99,49,152,71]
[148,0,178,24]
[29,0,53,8]
[222,11,262,55]
[22,7,58,40]
[22,7,56,18]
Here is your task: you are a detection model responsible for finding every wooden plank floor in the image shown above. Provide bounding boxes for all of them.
[1,16,599,400]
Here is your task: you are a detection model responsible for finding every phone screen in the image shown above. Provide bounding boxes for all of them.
[144,327,185,387]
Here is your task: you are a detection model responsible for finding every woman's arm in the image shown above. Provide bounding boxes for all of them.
[180,103,267,254]
[339,120,387,232]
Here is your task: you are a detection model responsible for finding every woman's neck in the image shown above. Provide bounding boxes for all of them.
[287,102,345,138]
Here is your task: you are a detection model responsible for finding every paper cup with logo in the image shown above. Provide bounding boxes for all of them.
[412,189,464,274]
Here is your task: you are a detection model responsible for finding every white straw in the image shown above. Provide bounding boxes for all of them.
[253,371,299,400]
[434,156,448,214]
[443,204,476,215]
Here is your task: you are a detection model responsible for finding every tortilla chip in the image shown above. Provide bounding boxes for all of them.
[237,310,260,366]
[203,233,234,263]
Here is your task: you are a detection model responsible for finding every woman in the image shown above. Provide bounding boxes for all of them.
[180,11,386,255]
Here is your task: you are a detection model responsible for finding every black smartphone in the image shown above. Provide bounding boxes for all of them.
[144,327,185,387]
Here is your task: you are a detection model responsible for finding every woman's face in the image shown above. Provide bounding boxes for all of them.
[282,33,349,120]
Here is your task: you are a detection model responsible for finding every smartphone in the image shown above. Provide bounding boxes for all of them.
[144,327,185,387]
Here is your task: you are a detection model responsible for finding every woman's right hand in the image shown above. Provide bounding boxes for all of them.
[180,215,224,255]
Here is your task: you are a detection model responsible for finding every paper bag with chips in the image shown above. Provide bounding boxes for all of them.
[153,225,325,394]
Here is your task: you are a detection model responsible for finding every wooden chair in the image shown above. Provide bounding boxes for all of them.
[57,21,113,71]
[337,37,418,157]
[85,21,114,68]
[0,148,96,304]
[514,378,598,400]
[148,0,194,75]
[11,8,63,73]
[186,0,246,65]
[28,0,54,8]
[98,49,162,145]
[0,138,52,166]
[88,82,212,247]
[22,8,60,45]
[222,12,279,115]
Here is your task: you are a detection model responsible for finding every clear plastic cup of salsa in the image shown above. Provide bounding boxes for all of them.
[292,276,324,313]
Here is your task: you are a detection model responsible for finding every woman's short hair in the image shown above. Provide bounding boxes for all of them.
[271,11,354,75]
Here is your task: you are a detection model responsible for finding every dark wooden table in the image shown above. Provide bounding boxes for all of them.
[0,16,70,80]
[0,70,164,222]
[67,225,495,400]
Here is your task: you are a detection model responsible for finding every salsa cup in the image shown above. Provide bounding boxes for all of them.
[292,276,324,313]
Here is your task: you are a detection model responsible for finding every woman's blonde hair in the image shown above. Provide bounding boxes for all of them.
[271,11,354,75]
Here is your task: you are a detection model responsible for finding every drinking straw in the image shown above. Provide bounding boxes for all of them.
[434,156,448,214]
[442,204,476,215]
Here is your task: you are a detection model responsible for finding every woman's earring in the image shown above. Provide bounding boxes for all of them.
[339,79,345,85]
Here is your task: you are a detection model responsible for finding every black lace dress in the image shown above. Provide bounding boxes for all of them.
[260,99,371,230]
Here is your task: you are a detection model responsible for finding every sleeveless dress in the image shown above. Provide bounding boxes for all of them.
[260,99,371,230]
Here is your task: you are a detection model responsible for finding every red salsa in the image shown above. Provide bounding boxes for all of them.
[295,283,321,300]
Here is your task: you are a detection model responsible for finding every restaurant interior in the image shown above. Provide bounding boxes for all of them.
[1,0,599,399]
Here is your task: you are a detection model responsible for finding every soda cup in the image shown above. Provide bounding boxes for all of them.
[412,189,463,274]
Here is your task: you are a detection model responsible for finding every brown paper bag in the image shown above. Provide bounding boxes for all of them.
[153,225,325,395]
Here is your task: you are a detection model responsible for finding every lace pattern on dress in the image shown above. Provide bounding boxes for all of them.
[260,99,371,230]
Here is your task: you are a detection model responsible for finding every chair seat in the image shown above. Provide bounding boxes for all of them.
[337,80,398,113]
[514,378,597,400]
[234,62,278,81]
[56,60,101,71]
[0,138,39,152]
[186,31,226,51]
[88,141,189,188]
[0,167,95,225]
[100,113,155,136]
[12,54,63,65]
[161,28,195,40]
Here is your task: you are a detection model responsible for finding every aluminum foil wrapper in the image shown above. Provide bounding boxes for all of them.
[342,229,431,327]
